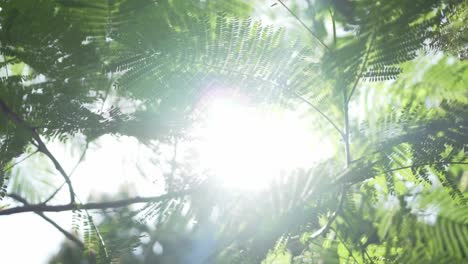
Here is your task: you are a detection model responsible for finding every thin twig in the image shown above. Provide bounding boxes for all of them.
[334,161,468,185]
[347,33,375,103]
[329,7,337,47]
[334,229,359,263]
[363,247,375,264]
[342,214,376,264]
[277,0,330,50]
[0,189,193,216]
[8,193,85,249]
[0,99,76,203]
[309,186,346,240]
[292,91,344,137]
[384,161,468,174]
[42,142,89,204]
[3,150,39,171]
[342,30,353,167]
[343,89,352,166]
[34,137,76,203]
[69,142,90,177]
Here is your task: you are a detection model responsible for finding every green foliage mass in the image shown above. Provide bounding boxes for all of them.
[0,0,467,263]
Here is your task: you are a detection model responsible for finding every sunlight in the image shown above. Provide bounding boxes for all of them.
[194,92,333,190]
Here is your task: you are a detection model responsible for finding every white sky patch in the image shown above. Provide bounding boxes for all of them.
[0,211,73,263]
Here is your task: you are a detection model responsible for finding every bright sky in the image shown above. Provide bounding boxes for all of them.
[193,92,333,189]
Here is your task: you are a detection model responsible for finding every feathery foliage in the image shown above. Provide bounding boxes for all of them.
[0,0,467,263]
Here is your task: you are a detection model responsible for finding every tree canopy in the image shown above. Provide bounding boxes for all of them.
[0,0,467,263]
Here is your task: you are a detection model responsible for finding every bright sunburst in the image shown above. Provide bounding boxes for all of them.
[193,91,333,190]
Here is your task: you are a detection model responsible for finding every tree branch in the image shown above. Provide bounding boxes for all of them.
[333,228,360,263]
[343,89,352,166]
[34,135,76,203]
[334,161,468,185]
[0,190,193,216]
[309,186,346,240]
[3,149,39,171]
[329,7,337,47]
[42,142,89,204]
[347,33,375,103]
[292,91,345,137]
[383,161,468,174]
[8,193,85,250]
[277,0,330,50]
[0,98,76,203]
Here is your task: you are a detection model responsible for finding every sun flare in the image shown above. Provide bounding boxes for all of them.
[193,93,332,190]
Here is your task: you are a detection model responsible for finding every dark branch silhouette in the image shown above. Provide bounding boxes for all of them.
[8,193,85,250]
[42,142,90,204]
[0,190,193,216]
[0,99,76,203]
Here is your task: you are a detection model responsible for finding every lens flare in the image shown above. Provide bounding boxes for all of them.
[193,94,332,190]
